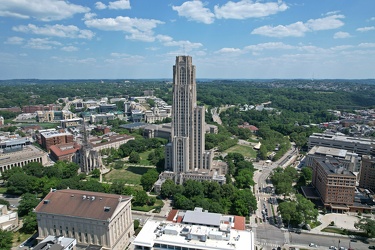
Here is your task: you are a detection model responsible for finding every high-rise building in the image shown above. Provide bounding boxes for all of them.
[158,56,225,187]
[359,155,375,192]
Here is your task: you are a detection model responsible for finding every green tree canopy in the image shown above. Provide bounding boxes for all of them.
[140,169,159,191]
[18,193,40,217]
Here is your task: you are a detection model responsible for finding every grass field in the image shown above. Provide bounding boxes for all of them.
[103,165,154,185]
[138,150,152,166]
[224,144,257,159]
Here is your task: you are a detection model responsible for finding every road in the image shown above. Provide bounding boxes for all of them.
[0,193,21,208]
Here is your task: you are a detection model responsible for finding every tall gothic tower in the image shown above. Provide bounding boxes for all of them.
[165,56,211,182]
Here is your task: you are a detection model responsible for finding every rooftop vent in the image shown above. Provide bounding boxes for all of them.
[91,196,95,201]
[71,194,74,197]
[44,200,50,204]
[104,206,111,212]
[82,195,86,200]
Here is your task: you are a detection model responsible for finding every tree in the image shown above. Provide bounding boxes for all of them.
[0,229,12,250]
[21,212,37,234]
[183,180,204,198]
[6,173,38,195]
[129,151,140,163]
[133,190,149,206]
[18,193,40,217]
[91,168,101,178]
[160,179,177,198]
[140,169,159,191]
[23,162,45,178]
[355,218,375,238]
[0,199,10,208]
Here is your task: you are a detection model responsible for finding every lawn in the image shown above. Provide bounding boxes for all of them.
[132,199,164,212]
[103,165,155,185]
[138,150,153,166]
[224,144,257,159]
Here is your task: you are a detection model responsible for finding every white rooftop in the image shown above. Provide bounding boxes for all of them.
[133,220,254,250]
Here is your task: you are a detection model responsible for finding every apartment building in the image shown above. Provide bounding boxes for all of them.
[35,189,134,250]
[40,131,74,151]
[311,157,356,212]
[306,146,360,172]
[359,155,375,192]
[133,207,253,250]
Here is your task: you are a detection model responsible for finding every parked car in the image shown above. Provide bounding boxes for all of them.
[368,246,375,249]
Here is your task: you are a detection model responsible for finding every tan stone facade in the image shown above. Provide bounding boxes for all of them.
[35,189,134,250]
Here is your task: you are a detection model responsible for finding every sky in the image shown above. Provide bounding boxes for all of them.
[1,0,375,80]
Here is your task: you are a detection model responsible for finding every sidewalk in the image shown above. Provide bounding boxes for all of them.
[310,213,359,233]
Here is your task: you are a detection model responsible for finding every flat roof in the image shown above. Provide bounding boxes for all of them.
[183,207,221,227]
[133,220,254,250]
[312,146,348,158]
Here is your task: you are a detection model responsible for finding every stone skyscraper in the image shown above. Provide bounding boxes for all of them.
[161,56,224,186]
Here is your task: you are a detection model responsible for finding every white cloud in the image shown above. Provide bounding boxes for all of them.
[172,1,215,24]
[109,0,131,10]
[155,35,173,43]
[333,31,351,39]
[356,26,375,32]
[61,46,79,52]
[331,45,354,51]
[370,17,375,21]
[0,0,90,21]
[83,13,97,21]
[358,43,375,48]
[306,15,344,31]
[214,0,288,19]
[13,24,95,39]
[95,2,107,10]
[26,38,62,50]
[245,42,295,51]
[252,14,344,37]
[52,56,96,64]
[95,0,131,10]
[155,34,202,52]
[4,36,24,45]
[251,21,308,37]
[84,16,164,42]
[215,48,242,54]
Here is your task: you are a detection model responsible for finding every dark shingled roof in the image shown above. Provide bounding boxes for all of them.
[35,189,131,221]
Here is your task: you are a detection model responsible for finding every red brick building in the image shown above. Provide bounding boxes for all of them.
[49,143,81,162]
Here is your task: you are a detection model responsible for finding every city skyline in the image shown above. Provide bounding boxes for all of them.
[1,0,375,79]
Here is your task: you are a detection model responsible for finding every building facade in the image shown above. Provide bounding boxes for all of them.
[359,155,375,192]
[306,146,360,172]
[311,157,356,212]
[133,207,253,250]
[308,133,375,156]
[40,131,74,151]
[156,56,225,189]
[35,189,134,250]
[0,144,48,175]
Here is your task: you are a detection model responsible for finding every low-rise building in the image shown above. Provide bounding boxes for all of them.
[0,144,48,175]
[308,133,375,156]
[35,189,134,250]
[33,235,76,250]
[49,143,81,162]
[89,134,134,151]
[0,204,18,231]
[133,207,253,250]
